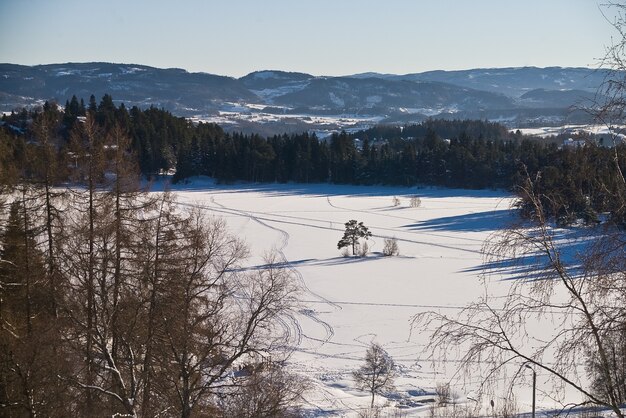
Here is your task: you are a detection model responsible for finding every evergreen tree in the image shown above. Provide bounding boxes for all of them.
[0,197,67,417]
[337,220,372,256]
[88,94,97,114]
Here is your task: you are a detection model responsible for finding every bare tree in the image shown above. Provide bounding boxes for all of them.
[413,175,626,417]
[220,360,306,418]
[410,196,422,208]
[353,343,396,409]
[595,2,626,228]
[154,210,298,418]
[62,114,109,415]
[382,238,399,257]
[413,5,626,417]
[359,240,370,257]
[30,109,67,319]
[60,189,139,417]
[435,382,451,406]
[103,123,151,367]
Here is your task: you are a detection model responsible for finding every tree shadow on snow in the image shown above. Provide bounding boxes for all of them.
[231,254,414,272]
[465,226,613,282]
[404,209,514,232]
[153,176,510,200]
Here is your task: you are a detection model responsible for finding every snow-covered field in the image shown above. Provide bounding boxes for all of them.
[158,179,579,417]
[515,124,625,138]
[189,108,385,137]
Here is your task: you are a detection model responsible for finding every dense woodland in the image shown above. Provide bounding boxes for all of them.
[2,94,625,226]
[0,98,302,417]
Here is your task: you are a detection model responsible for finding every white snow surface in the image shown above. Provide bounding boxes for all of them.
[514,124,626,138]
[253,71,282,79]
[251,81,310,102]
[192,109,384,136]
[153,179,591,417]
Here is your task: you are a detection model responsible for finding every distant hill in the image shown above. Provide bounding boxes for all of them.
[353,66,607,97]
[0,62,611,134]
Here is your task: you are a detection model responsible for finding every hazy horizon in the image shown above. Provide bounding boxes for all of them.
[0,0,618,78]
[0,61,611,80]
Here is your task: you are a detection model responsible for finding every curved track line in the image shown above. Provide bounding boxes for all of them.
[183,198,339,346]
[326,195,486,245]
[300,308,335,343]
[211,198,342,309]
[181,199,482,255]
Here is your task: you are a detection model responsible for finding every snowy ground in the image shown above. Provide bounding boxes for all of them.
[189,109,385,137]
[156,178,586,417]
[514,124,626,138]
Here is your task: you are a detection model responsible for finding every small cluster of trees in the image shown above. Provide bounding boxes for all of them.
[0,109,303,417]
[337,220,400,257]
[337,220,372,256]
[515,144,626,227]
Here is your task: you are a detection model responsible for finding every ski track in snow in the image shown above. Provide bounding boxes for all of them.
[171,188,534,415]
[181,195,484,296]
[174,193,505,354]
[324,195,483,254]
[179,195,484,259]
[325,195,488,246]
[212,193,483,256]
[177,195,496,389]
[180,197,339,346]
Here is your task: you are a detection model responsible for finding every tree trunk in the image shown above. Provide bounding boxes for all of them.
[20,189,33,335]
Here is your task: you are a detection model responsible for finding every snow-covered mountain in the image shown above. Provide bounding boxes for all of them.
[0,62,609,134]
[352,66,607,97]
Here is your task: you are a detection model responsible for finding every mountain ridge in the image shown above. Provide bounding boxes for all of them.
[0,62,610,134]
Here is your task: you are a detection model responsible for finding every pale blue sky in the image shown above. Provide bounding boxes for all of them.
[0,0,619,77]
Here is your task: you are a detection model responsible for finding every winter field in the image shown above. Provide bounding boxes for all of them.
[157,179,584,417]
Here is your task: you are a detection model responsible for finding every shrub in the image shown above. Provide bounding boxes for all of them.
[359,241,369,257]
[382,238,399,256]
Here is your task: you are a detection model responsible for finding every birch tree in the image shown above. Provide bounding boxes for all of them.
[353,343,396,409]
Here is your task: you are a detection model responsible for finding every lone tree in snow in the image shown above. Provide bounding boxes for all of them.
[337,219,372,256]
[353,342,396,409]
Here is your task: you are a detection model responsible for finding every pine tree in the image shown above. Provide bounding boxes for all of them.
[337,220,372,256]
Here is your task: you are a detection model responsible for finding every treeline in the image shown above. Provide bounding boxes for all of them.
[0,105,302,416]
[1,94,625,226]
[173,119,518,188]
